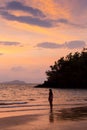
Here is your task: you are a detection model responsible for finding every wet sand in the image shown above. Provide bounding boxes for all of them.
[0,106,87,130]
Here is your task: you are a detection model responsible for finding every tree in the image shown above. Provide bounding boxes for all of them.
[42,48,87,88]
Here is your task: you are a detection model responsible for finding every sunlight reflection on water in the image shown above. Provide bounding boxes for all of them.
[0,84,87,107]
[0,84,87,121]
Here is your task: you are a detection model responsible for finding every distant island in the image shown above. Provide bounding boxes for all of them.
[1,80,27,85]
[0,80,38,86]
[36,48,87,89]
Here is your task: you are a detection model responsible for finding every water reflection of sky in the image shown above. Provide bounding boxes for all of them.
[49,106,87,123]
[0,84,87,122]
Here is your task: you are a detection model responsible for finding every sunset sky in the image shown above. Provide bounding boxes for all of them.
[0,0,87,83]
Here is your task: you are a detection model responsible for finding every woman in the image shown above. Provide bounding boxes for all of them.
[48,89,53,109]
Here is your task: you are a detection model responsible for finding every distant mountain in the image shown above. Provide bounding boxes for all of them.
[1,80,27,84]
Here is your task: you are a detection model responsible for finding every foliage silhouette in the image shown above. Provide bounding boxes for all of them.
[37,48,87,88]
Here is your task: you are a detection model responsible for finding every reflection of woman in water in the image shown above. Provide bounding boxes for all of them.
[48,89,53,110]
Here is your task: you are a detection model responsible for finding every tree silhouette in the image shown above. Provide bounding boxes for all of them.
[37,48,87,89]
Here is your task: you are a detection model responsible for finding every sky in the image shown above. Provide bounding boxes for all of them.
[0,0,87,83]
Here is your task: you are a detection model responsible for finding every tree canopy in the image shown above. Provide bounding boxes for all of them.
[37,48,87,89]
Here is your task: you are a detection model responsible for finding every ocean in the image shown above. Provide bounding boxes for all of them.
[0,84,87,119]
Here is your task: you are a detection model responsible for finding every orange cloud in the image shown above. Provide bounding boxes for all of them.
[25,0,71,20]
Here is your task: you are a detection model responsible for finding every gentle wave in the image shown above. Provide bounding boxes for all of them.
[0,102,27,105]
[0,102,87,108]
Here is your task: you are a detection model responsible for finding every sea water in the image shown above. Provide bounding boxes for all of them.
[0,84,87,120]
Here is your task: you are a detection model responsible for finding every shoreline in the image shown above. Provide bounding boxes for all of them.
[0,106,87,130]
[35,84,87,89]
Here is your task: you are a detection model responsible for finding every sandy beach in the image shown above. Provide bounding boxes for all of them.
[0,106,87,130]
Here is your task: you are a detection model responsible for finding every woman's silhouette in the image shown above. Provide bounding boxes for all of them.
[48,89,53,110]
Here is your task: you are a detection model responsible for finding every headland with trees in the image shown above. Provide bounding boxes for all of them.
[36,48,87,89]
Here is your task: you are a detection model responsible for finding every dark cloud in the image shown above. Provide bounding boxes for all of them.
[56,18,86,28]
[1,10,85,28]
[66,41,86,49]
[0,41,21,46]
[57,18,69,24]
[0,1,86,28]
[37,42,63,48]
[0,11,52,27]
[36,41,86,49]
[6,1,45,17]
[0,1,52,27]
[11,66,25,72]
